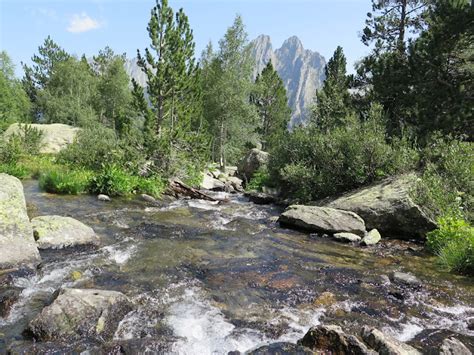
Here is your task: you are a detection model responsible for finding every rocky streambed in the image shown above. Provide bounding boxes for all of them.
[0,179,473,354]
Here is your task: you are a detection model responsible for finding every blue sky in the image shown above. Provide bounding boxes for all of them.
[1,0,371,77]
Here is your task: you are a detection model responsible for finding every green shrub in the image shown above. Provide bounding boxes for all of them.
[427,216,474,275]
[39,168,93,194]
[58,125,124,171]
[0,163,29,179]
[135,176,167,198]
[90,165,138,196]
[246,168,271,192]
[269,107,418,201]
[413,136,473,221]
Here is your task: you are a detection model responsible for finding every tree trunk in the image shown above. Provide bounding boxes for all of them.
[398,0,408,54]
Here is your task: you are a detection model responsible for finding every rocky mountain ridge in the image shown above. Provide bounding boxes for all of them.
[125,35,326,126]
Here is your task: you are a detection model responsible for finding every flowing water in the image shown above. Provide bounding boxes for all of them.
[0,180,473,354]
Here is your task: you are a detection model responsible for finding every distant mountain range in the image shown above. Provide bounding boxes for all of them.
[125,35,326,126]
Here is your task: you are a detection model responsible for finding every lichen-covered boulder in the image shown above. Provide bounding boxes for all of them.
[4,123,80,154]
[323,174,436,239]
[29,288,133,342]
[299,325,376,354]
[279,205,366,236]
[238,148,269,181]
[31,216,99,249]
[361,326,421,355]
[0,174,41,268]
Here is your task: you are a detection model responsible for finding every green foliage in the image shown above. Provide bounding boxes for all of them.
[413,137,473,221]
[270,104,418,201]
[427,216,474,275]
[0,51,31,129]
[0,163,29,179]
[246,168,271,192]
[135,176,167,198]
[90,165,137,196]
[39,168,93,195]
[202,16,259,167]
[251,61,290,151]
[311,46,353,131]
[58,125,124,171]
[39,57,98,126]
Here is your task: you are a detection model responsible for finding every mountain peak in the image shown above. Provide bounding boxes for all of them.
[282,36,303,52]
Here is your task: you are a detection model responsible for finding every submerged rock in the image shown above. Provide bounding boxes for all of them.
[390,271,422,287]
[299,324,376,354]
[361,229,381,246]
[238,148,269,181]
[279,205,366,236]
[0,174,41,268]
[322,174,436,239]
[361,326,421,355]
[0,287,20,317]
[29,288,133,342]
[248,342,314,354]
[4,123,80,154]
[439,337,471,355]
[31,215,99,249]
[245,191,278,205]
[332,232,362,243]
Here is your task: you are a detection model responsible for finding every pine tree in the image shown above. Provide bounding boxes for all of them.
[136,0,199,137]
[202,15,259,168]
[311,46,353,132]
[409,0,474,139]
[22,36,70,119]
[362,0,429,55]
[251,61,290,151]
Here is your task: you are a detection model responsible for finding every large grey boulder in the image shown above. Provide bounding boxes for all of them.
[299,325,376,354]
[29,288,133,342]
[0,174,41,268]
[361,326,421,355]
[238,148,269,181]
[439,337,471,355]
[4,123,80,154]
[200,173,226,191]
[322,174,436,239]
[31,215,99,249]
[279,205,366,236]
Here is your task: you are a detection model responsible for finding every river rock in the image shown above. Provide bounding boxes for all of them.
[390,271,422,287]
[299,325,376,354]
[439,337,471,355]
[140,194,157,203]
[29,288,133,342]
[238,148,269,181]
[200,173,226,191]
[4,123,80,154]
[332,232,362,243]
[467,318,474,331]
[227,176,244,192]
[248,342,314,354]
[245,191,278,205]
[361,229,381,246]
[98,194,111,202]
[0,287,21,317]
[361,326,421,355]
[279,205,366,236]
[31,216,99,249]
[0,174,41,268]
[322,174,436,239]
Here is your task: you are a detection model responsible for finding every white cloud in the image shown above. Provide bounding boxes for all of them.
[67,13,102,33]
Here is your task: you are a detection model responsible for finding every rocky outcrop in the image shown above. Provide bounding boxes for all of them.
[29,288,133,342]
[279,205,366,236]
[361,326,421,355]
[238,148,269,181]
[4,123,80,154]
[248,342,314,354]
[31,216,99,249]
[322,174,436,239]
[251,35,326,126]
[0,174,41,268]
[245,191,279,205]
[299,325,376,354]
